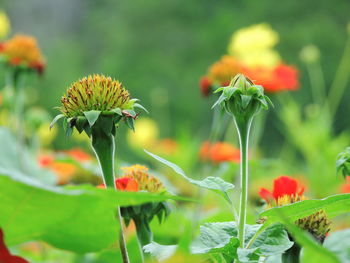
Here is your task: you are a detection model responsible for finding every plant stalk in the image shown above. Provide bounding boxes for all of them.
[235,117,252,248]
[91,131,130,263]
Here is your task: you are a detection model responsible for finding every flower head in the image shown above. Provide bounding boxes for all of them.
[0,34,45,74]
[259,176,305,206]
[199,76,212,97]
[65,148,92,163]
[51,74,146,137]
[122,164,165,193]
[242,64,299,93]
[228,23,279,55]
[199,141,240,164]
[259,176,331,243]
[340,178,350,193]
[60,74,132,117]
[116,177,139,192]
[208,55,241,86]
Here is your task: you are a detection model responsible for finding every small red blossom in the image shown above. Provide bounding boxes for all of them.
[199,76,212,97]
[98,177,139,192]
[0,228,29,263]
[242,63,299,93]
[259,176,305,204]
[38,154,54,167]
[340,177,350,193]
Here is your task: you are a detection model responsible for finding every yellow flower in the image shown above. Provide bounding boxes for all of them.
[38,122,57,146]
[0,10,10,39]
[228,23,281,68]
[127,117,159,148]
[229,23,279,54]
[238,49,281,68]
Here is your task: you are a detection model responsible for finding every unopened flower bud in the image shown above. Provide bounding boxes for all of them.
[300,45,320,64]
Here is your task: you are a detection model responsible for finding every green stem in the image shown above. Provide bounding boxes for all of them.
[282,242,301,263]
[235,117,252,248]
[327,33,350,118]
[134,216,152,247]
[91,131,130,263]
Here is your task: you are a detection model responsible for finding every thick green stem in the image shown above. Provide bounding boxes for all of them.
[91,131,130,263]
[282,242,301,263]
[235,117,252,248]
[134,216,152,247]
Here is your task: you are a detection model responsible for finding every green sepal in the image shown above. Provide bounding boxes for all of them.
[134,103,149,113]
[110,108,122,116]
[83,110,101,127]
[50,114,65,129]
[74,116,87,134]
[125,117,135,131]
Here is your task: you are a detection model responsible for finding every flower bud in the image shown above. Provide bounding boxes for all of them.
[299,45,320,64]
[213,73,272,121]
[336,147,350,178]
[51,74,146,137]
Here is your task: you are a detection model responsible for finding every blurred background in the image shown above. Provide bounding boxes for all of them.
[1,0,350,158]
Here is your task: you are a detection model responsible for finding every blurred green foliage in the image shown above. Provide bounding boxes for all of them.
[1,0,350,157]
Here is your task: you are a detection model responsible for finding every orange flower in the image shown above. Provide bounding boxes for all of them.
[340,177,350,193]
[200,141,240,164]
[116,177,139,192]
[50,162,77,185]
[0,34,45,74]
[208,55,241,86]
[259,176,305,206]
[242,63,299,93]
[65,148,92,162]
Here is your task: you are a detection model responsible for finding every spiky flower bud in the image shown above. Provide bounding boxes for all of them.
[336,147,350,178]
[213,74,272,122]
[51,74,146,137]
[296,210,331,243]
[60,74,132,117]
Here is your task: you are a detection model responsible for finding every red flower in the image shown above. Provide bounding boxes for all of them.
[199,76,212,97]
[259,176,305,205]
[340,177,350,193]
[65,148,92,163]
[0,228,28,263]
[242,63,299,93]
[98,177,139,192]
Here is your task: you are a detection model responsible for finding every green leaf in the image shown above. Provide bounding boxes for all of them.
[191,222,260,260]
[324,229,350,262]
[0,173,188,253]
[241,95,252,109]
[143,242,178,261]
[237,224,293,262]
[260,194,350,226]
[145,150,234,203]
[50,114,64,129]
[83,110,101,126]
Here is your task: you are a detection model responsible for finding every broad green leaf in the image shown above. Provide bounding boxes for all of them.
[0,173,187,253]
[324,229,350,262]
[191,222,259,260]
[145,150,234,203]
[260,194,350,226]
[83,110,101,126]
[143,242,178,261]
[238,224,293,262]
